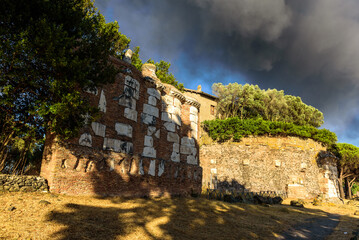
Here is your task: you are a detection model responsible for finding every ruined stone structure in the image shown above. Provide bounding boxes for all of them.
[41,57,202,197]
[40,52,339,200]
[200,136,340,200]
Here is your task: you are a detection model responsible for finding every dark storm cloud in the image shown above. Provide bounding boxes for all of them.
[96,0,359,143]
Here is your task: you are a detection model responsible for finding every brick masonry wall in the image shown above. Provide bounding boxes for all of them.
[41,59,202,197]
[200,136,340,199]
[0,174,49,192]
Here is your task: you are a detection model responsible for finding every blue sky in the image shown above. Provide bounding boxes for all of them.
[95,0,359,146]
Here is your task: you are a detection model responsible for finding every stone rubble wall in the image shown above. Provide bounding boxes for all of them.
[0,174,49,192]
[200,136,340,199]
[41,59,202,197]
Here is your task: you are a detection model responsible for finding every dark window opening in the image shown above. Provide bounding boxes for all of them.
[210,105,215,115]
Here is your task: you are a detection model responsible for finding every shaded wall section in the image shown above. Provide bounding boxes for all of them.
[41,59,202,197]
[200,136,339,199]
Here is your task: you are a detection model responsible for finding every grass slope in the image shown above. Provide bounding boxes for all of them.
[0,192,358,239]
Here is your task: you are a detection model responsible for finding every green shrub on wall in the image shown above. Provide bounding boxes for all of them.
[202,118,337,146]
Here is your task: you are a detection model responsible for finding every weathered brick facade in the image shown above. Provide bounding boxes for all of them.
[41,58,202,197]
[200,136,340,199]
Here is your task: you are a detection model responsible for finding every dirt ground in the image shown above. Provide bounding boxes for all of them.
[1,192,359,240]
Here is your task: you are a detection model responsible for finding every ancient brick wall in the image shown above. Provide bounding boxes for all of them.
[41,59,202,197]
[200,136,340,199]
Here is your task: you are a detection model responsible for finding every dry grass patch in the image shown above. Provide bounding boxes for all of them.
[1,192,359,239]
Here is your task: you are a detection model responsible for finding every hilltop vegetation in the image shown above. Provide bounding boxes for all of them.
[203,83,335,145]
[213,83,324,127]
[203,118,337,146]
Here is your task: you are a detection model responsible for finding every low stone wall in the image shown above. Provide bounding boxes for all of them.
[0,174,49,192]
[200,136,340,199]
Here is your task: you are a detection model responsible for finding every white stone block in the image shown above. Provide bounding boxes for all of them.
[139,160,144,175]
[167,132,179,143]
[98,90,106,112]
[124,108,137,122]
[154,129,160,139]
[181,137,195,147]
[191,122,198,131]
[173,143,180,153]
[79,133,92,147]
[174,98,181,108]
[164,122,176,132]
[144,135,153,147]
[172,114,181,126]
[180,145,192,155]
[187,155,198,165]
[174,106,181,115]
[190,106,198,114]
[91,122,106,137]
[162,95,173,105]
[147,126,156,136]
[171,152,180,162]
[143,103,159,118]
[125,75,139,89]
[109,159,115,171]
[84,87,98,95]
[124,75,140,99]
[115,122,132,138]
[158,160,165,177]
[103,138,133,154]
[191,130,198,140]
[161,101,168,112]
[148,160,156,176]
[124,85,139,100]
[118,96,136,110]
[191,147,197,156]
[141,113,156,125]
[190,114,198,123]
[166,105,175,114]
[143,146,156,158]
[275,160,281,167]
[147,88,161,99]
[127,142,133,154]
[161,112,172,122]
[148,96,157,106]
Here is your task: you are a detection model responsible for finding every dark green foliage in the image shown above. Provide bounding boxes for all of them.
[330,143,359,199]
[129,47,184,91]
[202,118,337,146]
[131,46,143,71]
[213,83,324,127]
[330,143,359,167]
[352,182,359,195]
[0,0,130,173]
[147,59,184,91]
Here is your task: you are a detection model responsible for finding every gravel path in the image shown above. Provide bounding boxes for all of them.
[277,213,340,240]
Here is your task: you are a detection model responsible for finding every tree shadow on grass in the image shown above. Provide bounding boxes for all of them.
[46,195,358,240]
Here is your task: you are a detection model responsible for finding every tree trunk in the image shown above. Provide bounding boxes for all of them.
[349,177,357,199]
[346,178,352,199]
